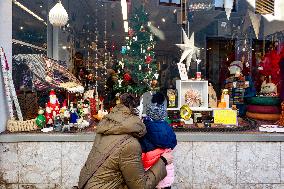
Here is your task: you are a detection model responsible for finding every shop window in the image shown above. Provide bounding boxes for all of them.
[159,0,181,6]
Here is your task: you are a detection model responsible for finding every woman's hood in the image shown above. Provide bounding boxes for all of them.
[96,104,146,138]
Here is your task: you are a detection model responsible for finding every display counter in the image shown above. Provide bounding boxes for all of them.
[1,132,284,189]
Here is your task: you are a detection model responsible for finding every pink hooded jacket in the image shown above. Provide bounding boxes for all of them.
[142,148,174,188]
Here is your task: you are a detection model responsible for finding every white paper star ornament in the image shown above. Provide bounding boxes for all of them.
[176,28,197,70]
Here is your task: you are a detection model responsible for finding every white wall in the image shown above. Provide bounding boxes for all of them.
[0,0,12,132]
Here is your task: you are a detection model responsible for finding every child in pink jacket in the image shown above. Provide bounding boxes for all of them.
[139,92,177,189]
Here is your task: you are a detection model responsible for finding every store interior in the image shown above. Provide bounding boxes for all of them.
[3,0,284,133]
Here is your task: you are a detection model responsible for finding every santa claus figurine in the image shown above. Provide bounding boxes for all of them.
[46,90,60,117]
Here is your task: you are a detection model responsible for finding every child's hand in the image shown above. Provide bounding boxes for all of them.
[161,150,173,164]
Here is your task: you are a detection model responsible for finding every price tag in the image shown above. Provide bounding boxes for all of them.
[213,109,237,125]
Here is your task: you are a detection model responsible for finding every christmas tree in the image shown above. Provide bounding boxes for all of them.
[114,6,158,95]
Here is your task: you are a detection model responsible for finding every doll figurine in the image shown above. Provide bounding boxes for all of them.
[70,107,79,125]
[225,61,256,116]
[45,106,53,127]
[54,115,62,132]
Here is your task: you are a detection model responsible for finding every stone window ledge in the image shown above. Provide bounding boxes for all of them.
[1,132,284,142]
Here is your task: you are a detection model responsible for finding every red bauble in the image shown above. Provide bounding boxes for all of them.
[128,29,134,37]
[145,56,153,64]
[123,73,132,82]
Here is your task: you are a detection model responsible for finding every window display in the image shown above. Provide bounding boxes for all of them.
[0,0,284,134]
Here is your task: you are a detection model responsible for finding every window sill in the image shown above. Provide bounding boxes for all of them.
[1,132,284,142]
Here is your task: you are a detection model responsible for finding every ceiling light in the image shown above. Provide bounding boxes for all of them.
[162,18,166,22]
[62,46,67,50]
[124,21,129,32]
[13,0,47,25]
[20,26,24,30]
[49,0,69,27]
[121,0,128,20]
[40,5,43,8]
[173,9,177,14]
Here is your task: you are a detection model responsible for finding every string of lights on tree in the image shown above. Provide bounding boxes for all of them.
[114,6,158,95]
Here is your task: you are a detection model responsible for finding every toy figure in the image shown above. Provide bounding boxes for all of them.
[167,89,177,108]
[35,108,46,129]
[77,100,84,118]
[70,107,79,125]
[224,61,256,116]
[54,115,62,132]
[60,100,67,119]
[46,90,60,119]
[83,100,90,120]
[45,106,53,127]
[63,107,70,125]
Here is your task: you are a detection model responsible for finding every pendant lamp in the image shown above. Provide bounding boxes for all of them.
[224,0,234,20]
[49,0,69,27]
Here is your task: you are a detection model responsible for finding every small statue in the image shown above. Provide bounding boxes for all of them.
[62,108,71,132]
[150,79,160,92]
[63,107,70,126]
[70,107,79,125]
[45,106,53,127]
[35,108,46,129]
[260,76,277,96]
[83,100,90,120]
[167,89,177,108]
[54,115,62,132]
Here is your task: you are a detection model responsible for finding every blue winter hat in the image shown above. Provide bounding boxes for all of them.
[146,103,167,121]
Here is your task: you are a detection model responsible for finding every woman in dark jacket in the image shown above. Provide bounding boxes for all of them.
[78,93,173,189]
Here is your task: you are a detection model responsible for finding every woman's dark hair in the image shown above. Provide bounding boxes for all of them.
[120,93,140,115]
[151,92,165,105]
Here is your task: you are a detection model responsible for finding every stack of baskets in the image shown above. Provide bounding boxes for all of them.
[246,96,281,121]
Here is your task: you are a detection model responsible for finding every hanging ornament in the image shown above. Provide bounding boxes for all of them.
[139,65,142,70]
[91,42,97,50]
[123,73,132,82]
[111,42,116,52]
[145,55,153,64]
[140,25,145,32]
[119,61,125,69]
[49,0,69,27]
[150,35,153,41]
[176,28,198,70]
[128,29,134,37]
[121,46,127,54]
[118,79,123,87]
[147,46,152,51]
[248,10,261,39]
[154,73,159,79]
[224,0,234,20]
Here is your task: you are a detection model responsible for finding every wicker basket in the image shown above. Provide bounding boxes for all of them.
[7,119,38,132]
